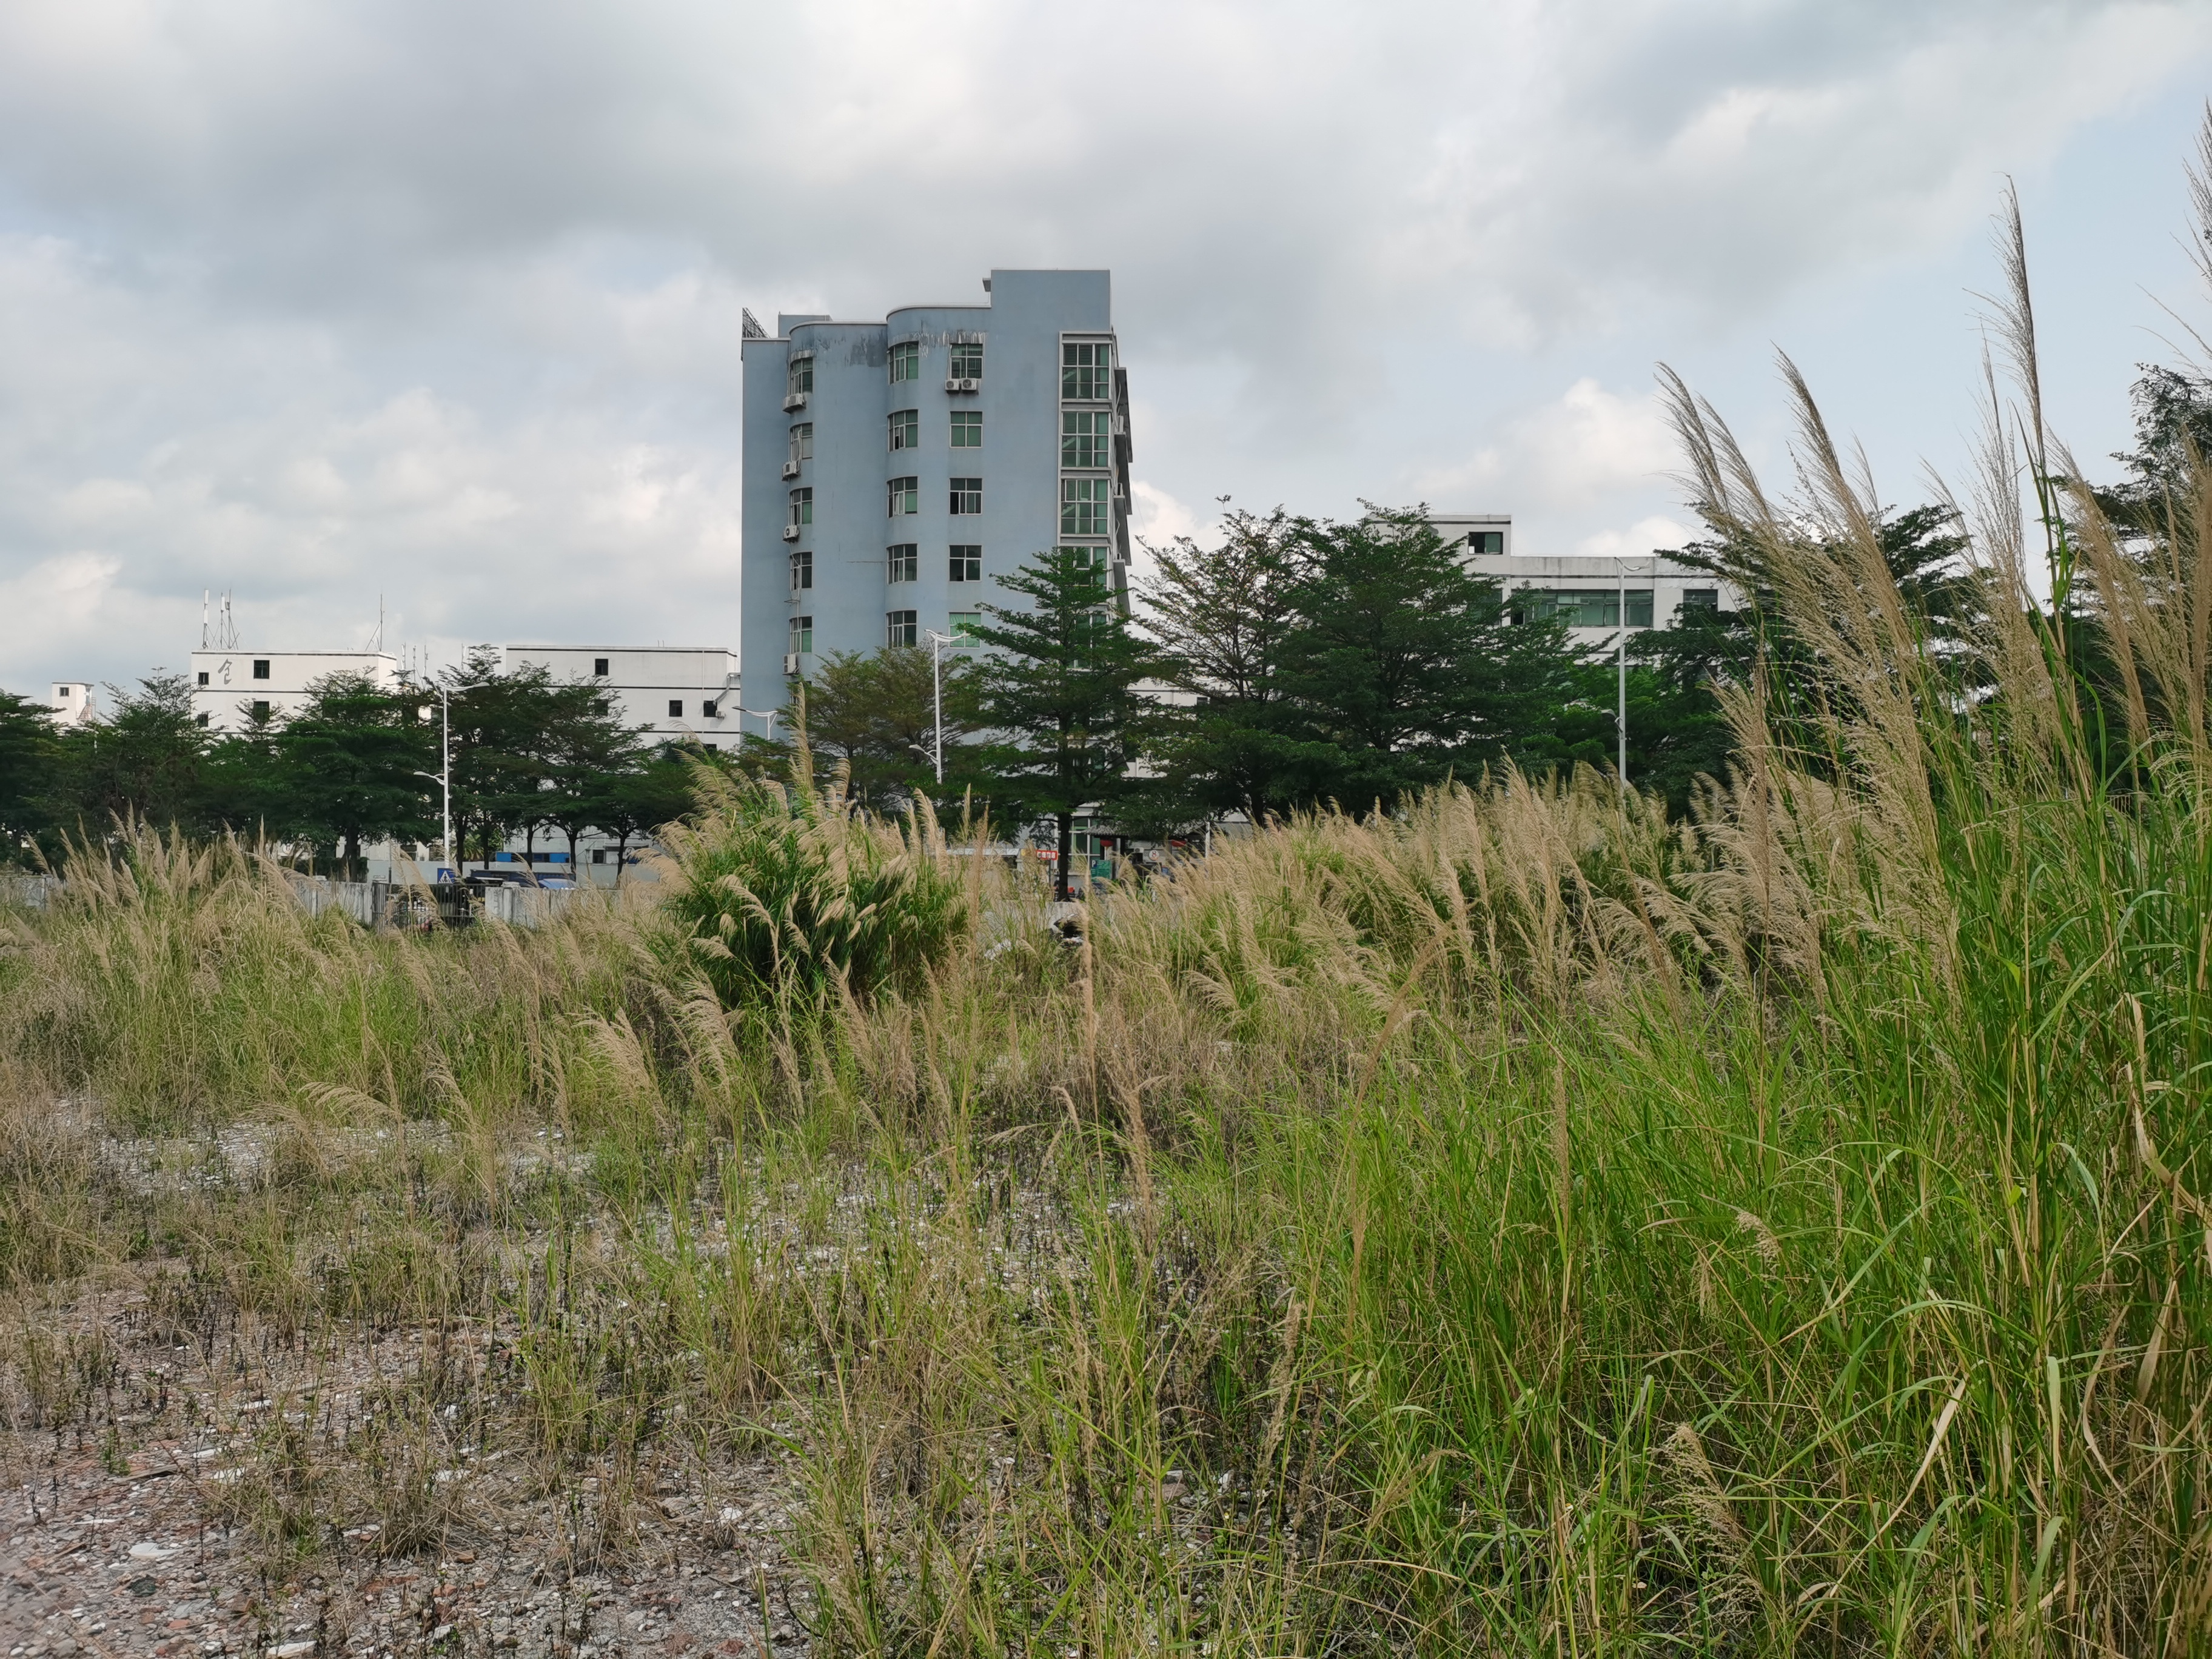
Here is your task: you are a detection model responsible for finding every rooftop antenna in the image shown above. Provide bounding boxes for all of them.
[740,307,767,340]
[201,590,210,649]
[368,594,384,652]
[216,592,239,651]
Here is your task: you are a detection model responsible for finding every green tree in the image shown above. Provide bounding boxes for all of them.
[441,648,558,871]
[594,745,699,882]
[965,548,1157,900]
[0,692,61,862]
[51,673,209,839]
[1138,505,1311,827]
[271,673,434,873]
[539,683,648,872]
[1270,505,1578,809]
[801,646,965,809]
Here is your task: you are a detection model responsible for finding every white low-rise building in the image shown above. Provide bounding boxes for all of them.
[502,645,746,746]
[47,682,98,726]
[190,649,403,732]
[1430,513,1741,645]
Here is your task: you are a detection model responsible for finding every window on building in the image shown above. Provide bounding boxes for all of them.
[1061,477,1112,537]
[703,700,719,719]
[1062,340,1113,401]
[787,355,813,396]
[950,341,984,379]
[790,548,813,592]
[1466,531,1505,555]
[890,341,921,383]
[950,545,982,583]
[788,487,813,528]
[887,543,919,583]
[593,657,609,676]
[252,659,270,680]
[949,611,982,648]
[195,712,210,728]
[1062,545,1111,587]
[886,609,919,648]
[888,476,919,516]
[1681,588,1720,613]
[789,423,813,465]
[950,477,982,515]
[889,409,919,451]
[950,410,982,448]
[252,700,270,719]
[669,700,685,717]
[196,671,210,686]
[1516,589,1654,628]
[1062,410,1111,469]
[789,615,814,657]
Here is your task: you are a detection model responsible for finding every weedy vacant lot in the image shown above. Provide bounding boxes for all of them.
[4,350,2212,1656]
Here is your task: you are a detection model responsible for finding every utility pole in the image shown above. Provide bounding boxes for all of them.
[1618,559,1628,791]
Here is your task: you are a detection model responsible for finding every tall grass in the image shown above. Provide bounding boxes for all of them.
[4,200,2212,1655]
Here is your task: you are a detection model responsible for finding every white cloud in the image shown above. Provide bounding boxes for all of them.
[1576,515,1698,561]
[1427,379,1678,511]
[0,1,2207,689]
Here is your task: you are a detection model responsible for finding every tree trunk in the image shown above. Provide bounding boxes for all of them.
[612,831,629,887]
[1055,809,1073,902]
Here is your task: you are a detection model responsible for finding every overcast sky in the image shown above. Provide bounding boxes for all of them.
[4,0,2212,698]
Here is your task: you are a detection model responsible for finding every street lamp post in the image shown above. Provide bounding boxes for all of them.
[1614,554,1652,794]
[414,680,453,879]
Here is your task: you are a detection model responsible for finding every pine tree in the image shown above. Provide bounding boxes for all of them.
[965,548,1155,900]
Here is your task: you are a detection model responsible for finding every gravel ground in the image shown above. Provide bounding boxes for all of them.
[0,1283,814,1659]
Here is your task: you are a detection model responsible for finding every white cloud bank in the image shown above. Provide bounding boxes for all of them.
[0,0,2205,687]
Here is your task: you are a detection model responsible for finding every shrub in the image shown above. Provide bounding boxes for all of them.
[657,763,967,1010]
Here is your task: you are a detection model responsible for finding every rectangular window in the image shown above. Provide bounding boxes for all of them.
[252,700,270,719]
[1062,340,1113,401]
[790,548,813,591]
[950,477,982,515]
[949,611,982,648]
[786,355,813,396]
[950,410,982,448]
[1466,530,1504,555]
[889,340,921,383]
[950,341,984,379]
[889,409,919,451]
[1061,477,1112,537]
[196,671,210,686]
[252,659,271,680]
[1062,545,1111,586]
[886,609,919,648]
[788,423,813,464]
[593,657,609,676]
[669,700,685,718]
[1518,589,1655,628]
[789,615,813,656]
[887,543,919,583]
[1681,588,1720,613]
[888,475,919,515]
[1062,409,1111,469]
[788,487,813,528]
[949,545,981,582]
[703,700,719,719]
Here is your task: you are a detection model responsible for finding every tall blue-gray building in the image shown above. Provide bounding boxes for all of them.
[740,269,1130,712]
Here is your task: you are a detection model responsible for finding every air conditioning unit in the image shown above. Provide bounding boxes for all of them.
[782,392,808,412]
[783,653,802,675]
[781,525,801,541]
[780,460,801,480]
[958,377,980,393]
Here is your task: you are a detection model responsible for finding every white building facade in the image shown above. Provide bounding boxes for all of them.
[1429,514,1742,646]
[501,646,745,746]
[190,650,403,732]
